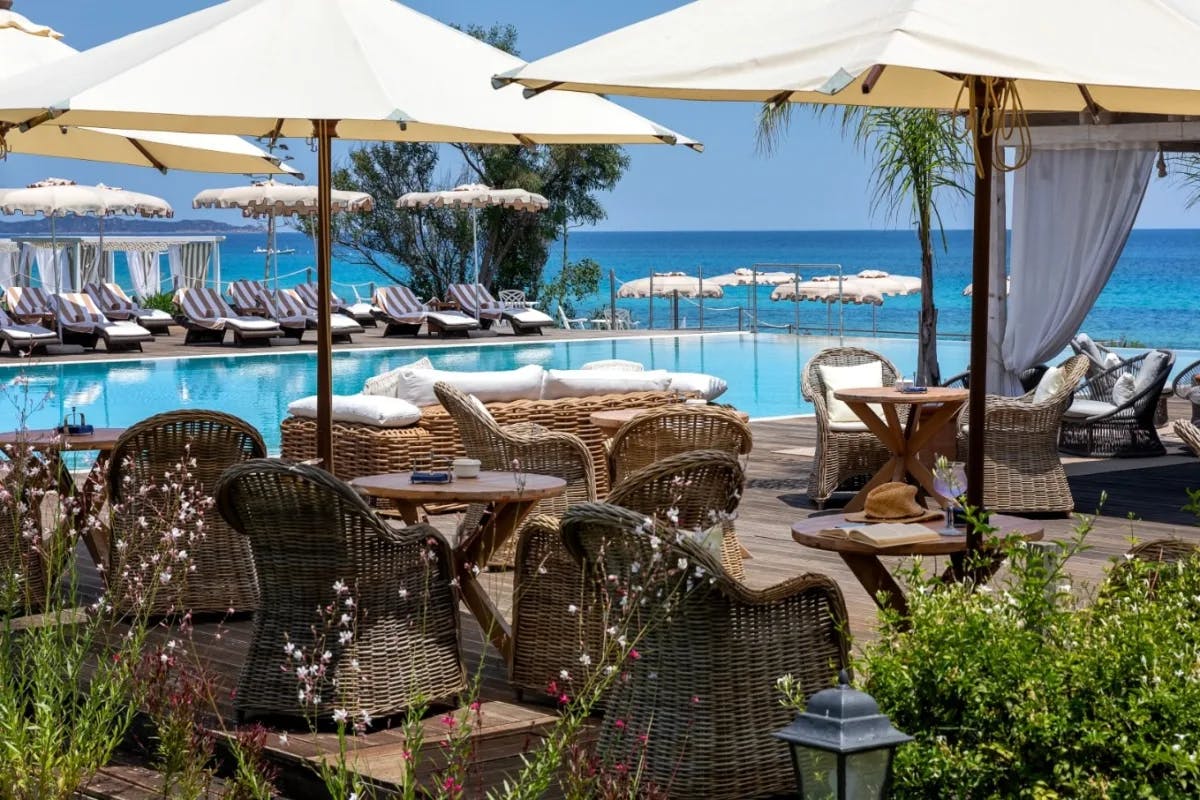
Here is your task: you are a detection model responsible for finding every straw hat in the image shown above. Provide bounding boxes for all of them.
[845,482,942,524]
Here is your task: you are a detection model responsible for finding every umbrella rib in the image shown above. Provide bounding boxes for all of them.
[1077,84,1104,121]
[521,81,563,99]
[126,138,168,174]
[861,65,887,94]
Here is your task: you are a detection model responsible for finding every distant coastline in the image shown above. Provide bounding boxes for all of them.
[0,218,264,235]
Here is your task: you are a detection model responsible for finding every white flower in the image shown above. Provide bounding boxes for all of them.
[284,642,296,655]
[338,630,353,645]
[339,613,352,626]
[333,708,349,724]
[578,653,592,666]
[560,669,571,680]
[278,732,289,746]
[333,580,347,593]
[398,587,409,598]
[677,557,688,570]
[567,604,578,615]
[360,710,372,726]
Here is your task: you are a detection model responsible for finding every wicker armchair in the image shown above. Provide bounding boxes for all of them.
[510,450,747,699]
[215,459,464,723]
[941,365,1048,393]
[606,405,753,485]
[108,410,266,615]
[1172,359,1200,425]
[955,355,1089,513]
[434,382,596,567]
[802,347,901,508]
[1059,350,1175,457]
[560,502,849,800]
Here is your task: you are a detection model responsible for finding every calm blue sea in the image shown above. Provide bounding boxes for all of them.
[110,228,1200,348]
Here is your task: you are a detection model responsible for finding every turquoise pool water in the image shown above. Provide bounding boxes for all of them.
[1,333,1192,454]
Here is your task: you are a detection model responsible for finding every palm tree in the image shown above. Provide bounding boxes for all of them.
[758,105,969,384]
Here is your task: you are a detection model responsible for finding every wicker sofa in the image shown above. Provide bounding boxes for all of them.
[281,390,686,495]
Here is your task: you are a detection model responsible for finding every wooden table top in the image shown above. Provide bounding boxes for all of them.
[350,470,567,503]
[833,386,968,405]
[791,512,1043,556]
[0,427,127,450]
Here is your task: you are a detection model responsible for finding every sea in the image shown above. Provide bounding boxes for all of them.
[108,228,1200,349]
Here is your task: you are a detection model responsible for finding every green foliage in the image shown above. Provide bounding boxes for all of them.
[325,24,628,301]
[139,291,176,313]
[540,258,603,319]
[835,513,1200,798]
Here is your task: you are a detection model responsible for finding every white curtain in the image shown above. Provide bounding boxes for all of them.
[31,245,70,293]
[79,245,115,286]
[0,249,16,288]
[168,243,212,290]
[126,250,162,297]
[999,147,1154,394]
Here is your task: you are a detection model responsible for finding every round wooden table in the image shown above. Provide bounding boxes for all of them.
[0,427,127,568]
[791,513,1043,616]
[589,406,751,438]
[833,386,968,512]
[350,470,566,665]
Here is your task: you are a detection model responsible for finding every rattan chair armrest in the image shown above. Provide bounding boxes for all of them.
[718,569,848,608]
[1173,359,1200,399]
[500,421,553,438]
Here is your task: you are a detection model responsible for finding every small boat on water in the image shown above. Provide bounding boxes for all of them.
[253,246,296,255]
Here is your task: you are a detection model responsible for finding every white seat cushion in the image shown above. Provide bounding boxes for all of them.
[427,311,478,328]
[817,361,883,423]
[225,315,281,331]
[363,356,433,397]
[288,394,422,427]
[1031,365,1066,405]
[666,372,728,401]
[1065,399,1119,419]
[828,420,870,432]
[541,368,671,400]
[397,364,546,408]
[103,321,152,338]
[1112,373,1137,407]
[136,308,173,321]
[505,309,553,325]
[581,359,644,372]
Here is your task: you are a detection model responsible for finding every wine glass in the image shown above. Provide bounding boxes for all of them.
[932,460,967,535]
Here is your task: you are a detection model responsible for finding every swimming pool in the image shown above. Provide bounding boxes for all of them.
[1,333,1184,454]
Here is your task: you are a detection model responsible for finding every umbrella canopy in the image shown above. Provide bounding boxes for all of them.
[0,4,289,174]
[708,267,796,286]
[495,0,1200,538]
[194,180,375,218]
[618,273,724,299]
[397,183,549,212]
[770,277,882,305]
[0,0,699,470]
[0,177,173,218]
[854,269,921,296]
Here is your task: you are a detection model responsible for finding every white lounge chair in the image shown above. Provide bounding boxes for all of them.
[447,283,554,335]
[175,287,283,346]
[0,307,56,354]
[374,285,478,338]
[53,293,154,352]
[83,282,173,334]
[558,305,589,330]
[4,286,56,327]
[296,281,377,327]
[227,280,272,317]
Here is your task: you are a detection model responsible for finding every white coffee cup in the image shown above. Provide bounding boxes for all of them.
[453,457,481,478]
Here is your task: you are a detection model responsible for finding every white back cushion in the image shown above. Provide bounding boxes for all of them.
[1112,372,1137,407]
[1032,365,1066,405]
[581,359,645,372]
[541,368,672,400]
[396,364,545,408]
[667,372,728,401]
[288,394,422,428]
[363,356,433,397]
[817,361,883,424]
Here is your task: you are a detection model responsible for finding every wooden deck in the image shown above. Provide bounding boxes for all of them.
[73,402,1200,798]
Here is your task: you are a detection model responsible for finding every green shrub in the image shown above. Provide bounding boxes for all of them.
[842,518,1200,799]
[139,291,176,313]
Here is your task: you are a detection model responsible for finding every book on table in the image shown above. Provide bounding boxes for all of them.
[821,522,942,547]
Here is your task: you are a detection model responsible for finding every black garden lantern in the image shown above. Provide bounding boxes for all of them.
[773,670,912,799]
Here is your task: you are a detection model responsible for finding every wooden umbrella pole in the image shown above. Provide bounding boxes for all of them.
[966,78,994,551]
[314,119,337,472]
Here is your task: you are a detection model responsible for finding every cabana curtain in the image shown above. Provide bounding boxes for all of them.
[28,243,69,292]
[1000,147,1154,394]
[168,242,212,290]
[126,249,162,297]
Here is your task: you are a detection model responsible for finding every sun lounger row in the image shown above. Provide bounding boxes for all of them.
[1,286,156,353]
[227,280,364,342]
[445,283,553,334]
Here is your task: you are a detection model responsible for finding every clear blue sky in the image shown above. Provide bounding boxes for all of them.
[5,0,1198,231]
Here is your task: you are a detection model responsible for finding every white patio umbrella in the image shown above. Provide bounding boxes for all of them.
[0,177,173,345]
[495,0,1200,531]
[0,2,289,174]
[0,0,698,469]
[396,183,549,318]
[771,276,884,335]
[708,267,796,286]
[854,269,922,297]
[194,180,375,286]
[617,273,723,299]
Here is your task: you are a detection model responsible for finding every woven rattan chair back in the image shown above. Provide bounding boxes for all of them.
[801,346,901,406]
[0,453,49,613]
[607,406,753,485]
[607,449,745,578]
[108,410,266,615]
[561,502,849,799]
[216,458,464,722]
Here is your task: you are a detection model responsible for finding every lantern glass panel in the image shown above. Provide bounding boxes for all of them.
[845,748,893,798]
[793,746,839,800]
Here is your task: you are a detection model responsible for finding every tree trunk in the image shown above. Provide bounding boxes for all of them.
[917,207,940,386]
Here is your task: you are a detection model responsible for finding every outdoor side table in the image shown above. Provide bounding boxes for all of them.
[833,386,968,512]
[791,513,1043,616]
[0,427,127,569]
[350,469,566,665]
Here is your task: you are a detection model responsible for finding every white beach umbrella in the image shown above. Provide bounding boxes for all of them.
[0,177,173,342]
[194,180,375,284]
[397,183,549,317]
[771,276,884,337]
[0,2,288,174]
[963,278,1010,297]
[617,273,724,299]
[495,0,1200,527]
[0,0,698,469]
[854,269,922,297]
[708,267,797,287]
